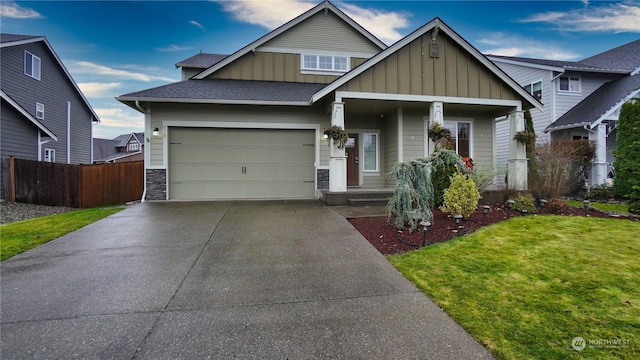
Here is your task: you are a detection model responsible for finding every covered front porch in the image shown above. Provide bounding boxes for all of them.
[319,94,529,204]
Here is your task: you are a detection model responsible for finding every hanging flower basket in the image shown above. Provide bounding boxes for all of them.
[513,130,536,145]
[324,125,348,149]
[427,123,451,143]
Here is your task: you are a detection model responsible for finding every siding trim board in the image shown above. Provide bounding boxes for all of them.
[1,90,57,139]
[336,90,523,109]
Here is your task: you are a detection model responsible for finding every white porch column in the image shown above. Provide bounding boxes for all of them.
[590,123,607,186]
[427,101,444,155]
[508,110,527,190]
[329,101,347,192]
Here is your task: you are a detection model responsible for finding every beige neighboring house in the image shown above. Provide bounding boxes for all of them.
[117,1,540,202]
[93,132,144,163]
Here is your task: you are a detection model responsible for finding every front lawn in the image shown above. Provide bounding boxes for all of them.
[567,199,630,215]
[0,206,124,261]
[389,215,640,359]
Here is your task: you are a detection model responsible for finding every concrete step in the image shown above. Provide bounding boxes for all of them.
[347,198,390,207]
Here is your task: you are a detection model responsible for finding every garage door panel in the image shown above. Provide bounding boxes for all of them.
[169,128,315,200]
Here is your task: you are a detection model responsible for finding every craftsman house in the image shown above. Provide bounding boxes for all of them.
[489,40,640,186]
[1,34,99,199]
[93,132,144,163]
[117,1,540,202]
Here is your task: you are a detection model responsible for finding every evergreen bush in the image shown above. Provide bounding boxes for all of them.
[386,158,434,231]
[511,193,537,214]
[440,173,480,218]
[613,100,640,207]
[428,149,466,207]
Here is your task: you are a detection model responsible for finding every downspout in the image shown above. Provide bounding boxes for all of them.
[67,101,71,164]
[136,100,147,202]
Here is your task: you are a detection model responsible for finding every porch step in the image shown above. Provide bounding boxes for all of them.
[347,198,390,207]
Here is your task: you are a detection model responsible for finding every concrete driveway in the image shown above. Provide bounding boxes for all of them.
[1,201,493,359]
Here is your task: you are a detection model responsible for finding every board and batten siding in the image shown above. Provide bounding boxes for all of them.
[0,41,93,165]
[147,103,330,167]
[259,11,382,55]
[210,51,367,84]
[339,32,521,101]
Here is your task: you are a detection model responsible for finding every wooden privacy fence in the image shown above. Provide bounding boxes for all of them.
[6,157,143,208]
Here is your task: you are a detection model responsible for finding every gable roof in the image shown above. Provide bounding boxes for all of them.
[311,17,542,110]
[175,53,228,69]
[546,73,640,132]
[193,1,386,80]
[1,89,58,140]
[118,78,326,107]
[93,132,144,162]
[0,33,101,124]
[112,132,144,147]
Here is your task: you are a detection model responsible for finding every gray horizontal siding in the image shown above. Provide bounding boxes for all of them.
[1,103,39,199]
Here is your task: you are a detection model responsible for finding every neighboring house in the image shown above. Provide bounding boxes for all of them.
[0,33,99,199]
[93,132,144,163]
[117,1,539,202]
[488,40,640,186]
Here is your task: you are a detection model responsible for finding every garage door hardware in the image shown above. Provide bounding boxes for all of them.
[241,166,247,174]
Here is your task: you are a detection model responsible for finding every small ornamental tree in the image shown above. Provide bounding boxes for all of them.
[524,109,540,188]
[386,158,434,231]
[613,100,640,213]
[440,173,481,218]
[428,149,467,208]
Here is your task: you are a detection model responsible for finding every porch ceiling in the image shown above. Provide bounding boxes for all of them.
[342,98,516,119]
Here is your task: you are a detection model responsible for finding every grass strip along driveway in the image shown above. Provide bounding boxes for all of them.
[0,206,124,261]
[390,215,640,359]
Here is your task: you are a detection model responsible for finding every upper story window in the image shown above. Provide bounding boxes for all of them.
[559,76,581,93]
[524,80,542,102]
[302,54,349,73]
[35,102,44,119]
[128,143,139,151]
[24,51,41,80]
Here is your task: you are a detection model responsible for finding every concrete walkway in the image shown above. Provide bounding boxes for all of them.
[1,201,493,359]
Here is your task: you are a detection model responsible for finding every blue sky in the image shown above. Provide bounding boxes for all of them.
[2,0,639,139]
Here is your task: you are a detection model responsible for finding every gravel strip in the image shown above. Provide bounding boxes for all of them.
[1,201,76,224]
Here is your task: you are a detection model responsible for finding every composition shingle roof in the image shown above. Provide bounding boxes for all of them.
[118,78,326,104]
[546,73,640,131]
[0,33,41,44]
[175,53,228,68]
[488,55,628,74]
[580,40,640,73]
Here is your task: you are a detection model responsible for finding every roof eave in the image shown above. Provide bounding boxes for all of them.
[545,122,591,133]
[116,96,312,108]
[193,1,386,80]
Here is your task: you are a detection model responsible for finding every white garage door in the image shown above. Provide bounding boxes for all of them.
[169,127,316,200]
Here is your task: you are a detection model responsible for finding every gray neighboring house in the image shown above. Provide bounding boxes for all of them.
[117,1,540,202]
[93,132,144,163]
[489,40,640,186]
[1,33,99,199]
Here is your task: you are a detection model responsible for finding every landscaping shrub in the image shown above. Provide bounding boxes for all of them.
[440,173,480,218]
[511,193,537,214]
[613,100,640,213]
[629,199,640,215]
[530,139,595,199]
[587,184,614,201]
[386,158,434,231]
[428,149,467,208]
[546,198,569,214]
[469,159,507,193]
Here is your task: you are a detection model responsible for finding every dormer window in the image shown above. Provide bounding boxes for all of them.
[24,51,41,80]
[128,143,139,151]
[302,54,349,74]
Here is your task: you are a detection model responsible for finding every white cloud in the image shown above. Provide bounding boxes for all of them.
[156,44,193,52]
[78,82,122,98]
[189,20,206,31]
[521,3,640,33]
[93,107,144,139]
[0,1,43,19]
[478,33,581,60]
[67,61,177,82]
[213,0,410,44]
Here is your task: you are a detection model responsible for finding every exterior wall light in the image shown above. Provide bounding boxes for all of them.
[152,127,160,137]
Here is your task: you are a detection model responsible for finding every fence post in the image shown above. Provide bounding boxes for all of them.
[9,156,16,202]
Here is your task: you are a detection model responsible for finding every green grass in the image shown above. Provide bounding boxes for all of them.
[567,199,630,214]
[0,206,124,261]
[389,215,640,359]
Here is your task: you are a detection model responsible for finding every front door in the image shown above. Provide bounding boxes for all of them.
[346,134,359,186]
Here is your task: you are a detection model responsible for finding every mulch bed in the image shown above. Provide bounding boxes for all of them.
[349,205,638,256]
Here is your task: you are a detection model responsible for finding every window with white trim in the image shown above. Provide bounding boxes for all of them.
[35,102,44,119]
[44,148,55,162]
[128,142,139,151]
[559,76,581,93]
[524,80,542,102]
[444,121,471,158]
[24,51,41,80]
[302,54,349,72]
[363,133,378,172]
